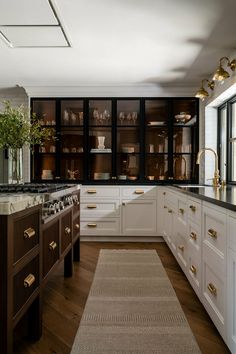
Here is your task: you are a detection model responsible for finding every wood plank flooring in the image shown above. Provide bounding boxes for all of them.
[14,242,231,354]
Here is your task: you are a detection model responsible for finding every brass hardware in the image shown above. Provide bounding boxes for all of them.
[190,265,197,274]
[87,223,97,227]
[49,241,57,251]
[163,192,166,195]
[65,227,71,235]
[24,227,36,239]
[179,208,184,214]
[122,202,126,206]
[196,148,220,187]
[164,205,167,209]
[195,79,214,100]
[213,57,236,82]
[75,223,80,230]
[168,209,172,213]
[87,204,97,209]
[190,232,197,240]
[208,283,217,295]
[87,189,97,194]
[189,205,196,212]
[208,228,217,239]
[135,190,144,194]
[178,245,184,251]
[24,273,35,288]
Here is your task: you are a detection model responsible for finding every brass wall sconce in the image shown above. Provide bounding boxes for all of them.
[195,79,215,100]
[213,56,236,82]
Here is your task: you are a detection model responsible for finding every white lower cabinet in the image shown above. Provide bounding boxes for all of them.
[81,218,120,235]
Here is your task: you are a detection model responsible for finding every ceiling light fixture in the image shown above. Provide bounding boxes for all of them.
[195,79,215,100]
[213,56,236,82]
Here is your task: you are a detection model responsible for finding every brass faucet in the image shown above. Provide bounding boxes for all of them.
[196,148,220,187]
[174,156,187,180]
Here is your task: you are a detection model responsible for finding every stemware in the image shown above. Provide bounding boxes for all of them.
[131,111,138,125]
[119,112,125,125]
[127,113,132,125]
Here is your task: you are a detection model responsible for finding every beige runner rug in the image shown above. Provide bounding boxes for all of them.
[71,249,202,354]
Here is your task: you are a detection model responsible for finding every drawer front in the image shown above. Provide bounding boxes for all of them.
[203,206,226,258]
[202,259,226,338]
[188,252,201,296]
[188,198,201,225]
[43,220,60,277]
[61,210,72,254]
[188,222,201,252]
[81,200,120,217]
[13,210,40,263]
[176,234,187,270]
[73,214,80,239]
[14,255,39,315]
[81,186,120,198]
[81,219,120,235]
[121,186,157,199]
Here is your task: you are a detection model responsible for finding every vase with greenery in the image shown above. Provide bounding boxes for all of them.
[0,100,53,183]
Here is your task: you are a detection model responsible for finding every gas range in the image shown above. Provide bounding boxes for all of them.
[0,183,70,194]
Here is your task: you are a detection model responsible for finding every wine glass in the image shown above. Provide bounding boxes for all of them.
[131,111,138,125]
[104,109,111,125]
[119,112,125,125]
[127,113,132,125]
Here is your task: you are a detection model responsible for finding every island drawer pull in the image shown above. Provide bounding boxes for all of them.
[24,227,36,239]
[65,227,71,235]
[75,223,80,230]
[168,209,172,213]
[208,228,217,239]
[189,205,196,212]
[178,245,184,251]
[135,190,144,194]
[190,232,197,240]
[179,208,184,214]
[208,282,217,295]
[49,241,57,251]
[24,273,35,288]
[87,189,97,194]
[87,204,97,209]
[87,223,97,228]
[190,265,197,274]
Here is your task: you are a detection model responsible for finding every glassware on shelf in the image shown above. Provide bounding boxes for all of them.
[67,169,80,180]
[79,111,84,125]
[63,109,70,124]
[127,113,132,125]
[131,111,138,125]
[97,136,105,149]
[119,112,125,125]
[71,111,77,125]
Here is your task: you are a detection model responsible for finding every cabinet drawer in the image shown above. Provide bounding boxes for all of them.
[43,220,59,277]
[61,210,72,254]
[121,186,156,199]
[81,186,120,198]
[188,198,201,225]
[202,259,226,338]
[81,200,120,217]
[203,205,226,258]
[188,252,201,296]
[73,215,80,239]
[176,234,187,270]
[81,219,120,235]
[13,210,40,263]
[13,255,39,316]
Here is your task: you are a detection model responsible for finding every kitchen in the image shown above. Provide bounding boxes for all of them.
[0,0,236,353]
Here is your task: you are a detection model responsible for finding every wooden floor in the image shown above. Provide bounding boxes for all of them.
[15,242,230,354]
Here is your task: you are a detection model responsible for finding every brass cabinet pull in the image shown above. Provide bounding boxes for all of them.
[163,192,166,195]
[208,282,217,295]
[87,189,97,194]
[178,245,184,251]
[87,204,97,209]
[164,205,167,209]
[189,205,196,212]
[168,209,172,213]
[49,241,57,251]
[65,227,71,235]
[135,190,144,194]
[75,223,80,230]
[190,232,197,240]
[208,228,217,239]
[24,227,36,239]
[87,223,97,228]
[24,273,35,288]
[122,202,126,206]
[179,208,184,214]
[190,265,197,274]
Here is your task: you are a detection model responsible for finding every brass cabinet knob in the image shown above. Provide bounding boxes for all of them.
[163,192,166,195]
[87,223,97,228]
[208,282,217,295]
[190,232,197,240]
[122,202,126,206]
[208,228,217,239]
[75,223,80,230]
[178,245,184,251]
[87,204,97,209]
[49,241,57,251]
[168,209,172,213]
[87,189,97,194]
[135,190,144,194]
[24,227,36,239]
[65,227,71,235]
[190,265,197,274]
[24,273,35,288]
[189,205,196,212]
[179,208,184,214]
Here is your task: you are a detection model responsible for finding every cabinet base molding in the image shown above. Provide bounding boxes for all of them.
[81,236,164,243]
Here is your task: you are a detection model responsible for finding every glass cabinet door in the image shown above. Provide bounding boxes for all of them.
[116,100,140,181]
[88,100,112,180]
[60,100,84,181]
[32,99,57,180]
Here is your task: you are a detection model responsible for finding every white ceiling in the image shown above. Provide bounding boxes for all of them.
[0,0,236,91]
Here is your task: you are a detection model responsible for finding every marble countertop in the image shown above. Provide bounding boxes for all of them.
[171,185,236,212]
[0,194,44,215]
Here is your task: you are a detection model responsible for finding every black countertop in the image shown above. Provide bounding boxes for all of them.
[170,185,236,212]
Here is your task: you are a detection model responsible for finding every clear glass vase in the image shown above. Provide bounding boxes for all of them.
[10,148,23,184]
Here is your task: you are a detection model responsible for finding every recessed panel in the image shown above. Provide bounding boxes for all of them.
[0,26,68,47]
[0,0,58,25]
